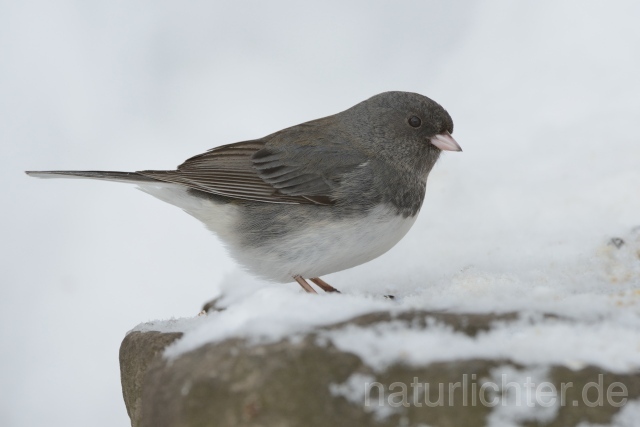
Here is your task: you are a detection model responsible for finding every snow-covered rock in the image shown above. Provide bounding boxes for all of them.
[121,308,640,426]
[118,227,640,426]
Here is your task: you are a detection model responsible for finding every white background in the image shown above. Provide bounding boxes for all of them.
[1,1,639,426]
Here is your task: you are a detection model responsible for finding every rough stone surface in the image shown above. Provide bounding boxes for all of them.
[120,311,640,427]
[120,331,184,427]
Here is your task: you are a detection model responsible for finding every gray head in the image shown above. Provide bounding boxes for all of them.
[341,91,461,178]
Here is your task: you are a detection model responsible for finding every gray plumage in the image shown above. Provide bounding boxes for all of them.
[26,91,461,287]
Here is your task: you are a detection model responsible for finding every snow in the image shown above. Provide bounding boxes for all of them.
[577,400,640,427]
[330,372,404,421]
[3,1,640,426]
[147,228,640,373]
[485,366,558,427]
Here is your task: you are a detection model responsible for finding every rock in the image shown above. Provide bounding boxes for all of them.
[120,331,184,426]
[120,311,639,427]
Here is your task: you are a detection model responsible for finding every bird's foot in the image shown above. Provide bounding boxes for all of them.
[294,275,318,293]
[293,276,341,294]
[310,277,341,293]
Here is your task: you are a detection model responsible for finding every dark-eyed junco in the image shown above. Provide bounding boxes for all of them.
[26,91,461,293]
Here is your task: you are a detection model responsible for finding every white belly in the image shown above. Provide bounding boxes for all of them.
[229,204,418,282]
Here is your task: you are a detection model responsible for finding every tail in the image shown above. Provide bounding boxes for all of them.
[25,170,161,184]
[24,170,230,219]
[24,169,217,215]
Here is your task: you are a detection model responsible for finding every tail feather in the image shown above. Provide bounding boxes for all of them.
[25,170,161,184]
[25,170,220,213]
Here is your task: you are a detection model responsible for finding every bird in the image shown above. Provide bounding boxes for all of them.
[26,91,461,294]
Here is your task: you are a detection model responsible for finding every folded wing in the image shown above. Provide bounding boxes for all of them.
[138,127,367,205]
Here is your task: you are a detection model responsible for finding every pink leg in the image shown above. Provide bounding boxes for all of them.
[310,277,341,293]
[294,275,318,294]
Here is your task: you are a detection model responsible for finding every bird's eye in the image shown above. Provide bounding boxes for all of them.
[408,116,422,128]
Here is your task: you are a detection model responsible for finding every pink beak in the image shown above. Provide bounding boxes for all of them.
[430,131,462,152]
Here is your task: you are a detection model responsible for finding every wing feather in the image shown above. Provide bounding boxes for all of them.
[137,125,368,205]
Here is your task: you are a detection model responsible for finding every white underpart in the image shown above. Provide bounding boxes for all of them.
[137,183,240,245]
[232,205,418,282]
[138,183,417,282]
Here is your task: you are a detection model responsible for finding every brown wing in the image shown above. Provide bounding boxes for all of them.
[138,140,342,204]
